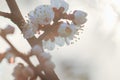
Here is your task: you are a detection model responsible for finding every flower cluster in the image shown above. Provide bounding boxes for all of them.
[31,45,55,69]
[22,0,87,50]
[12,63,34,80]
[23,5,55,38]
[42,22,79,50]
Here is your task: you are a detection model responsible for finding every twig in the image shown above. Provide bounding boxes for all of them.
[0,11,11,18]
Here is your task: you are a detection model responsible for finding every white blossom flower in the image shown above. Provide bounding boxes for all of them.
[58,22,70,37]
[67,23,77,39]
[22,23,35,39]
[73,10,87,25]
[25,5,55,38]
[28,11,38,26]
[54,36,65,46]
[28,11,39,31]
[58,23,77,45]
[51,0,69,13]
[42,39,55,50]
[65,24,77,45]
[34,5,54,25]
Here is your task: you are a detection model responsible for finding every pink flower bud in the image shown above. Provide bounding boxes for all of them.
[4,25,15,34]
[45,60,55,69]
[31,45,42,55]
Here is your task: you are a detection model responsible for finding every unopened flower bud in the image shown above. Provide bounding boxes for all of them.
[5,52,15,64]
[31,45,43,55]
[41,52,51,60]
[73,10,87,25]
[4,25,15,34]
[45,60,55,69]
[22,23,35,39]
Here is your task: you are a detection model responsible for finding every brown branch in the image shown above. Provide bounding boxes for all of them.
[0,11,11,18]
[6,0,26,30]
[0,53,6,62]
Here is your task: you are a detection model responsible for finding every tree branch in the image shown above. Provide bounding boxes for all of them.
[6,0,25,30]
[0,11,11,18]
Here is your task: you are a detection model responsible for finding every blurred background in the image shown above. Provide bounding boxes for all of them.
[0,0,120,80]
